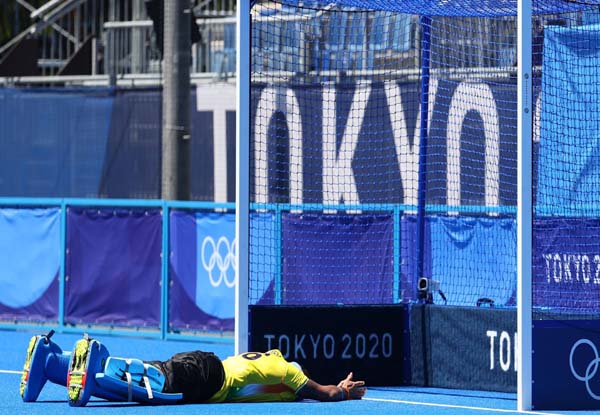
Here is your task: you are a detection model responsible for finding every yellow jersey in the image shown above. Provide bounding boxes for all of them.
[207,349,309,403]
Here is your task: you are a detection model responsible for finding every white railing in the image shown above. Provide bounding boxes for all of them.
[195,0,236,17]
[103,17,238,78]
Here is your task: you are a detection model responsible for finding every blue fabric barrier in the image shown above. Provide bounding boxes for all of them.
[429,215,516,307]
[0,87,235,201]
[64,208,162,327]
[0,88,112,198]
[538,25,600,216]
[281,213,395,305]
[401,215,516,307]
[0,208,60,321]
[249,213,277,305]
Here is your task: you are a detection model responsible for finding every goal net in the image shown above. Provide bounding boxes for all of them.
[238,0,600,409]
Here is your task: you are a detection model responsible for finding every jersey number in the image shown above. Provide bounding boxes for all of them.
[241,352,270,360]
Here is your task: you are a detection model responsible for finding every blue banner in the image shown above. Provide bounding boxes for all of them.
[251,79,520,209]
[538,25,600,216]
[0,208,60,321]
[533,218,600,311]
[251,305,409,386]
[411,305,517,392]
[169,210,234,332]
[169,210,241,331]
[196,212,236,319]
[533,320,600,409]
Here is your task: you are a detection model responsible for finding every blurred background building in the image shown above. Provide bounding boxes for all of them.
[0,0,236,82]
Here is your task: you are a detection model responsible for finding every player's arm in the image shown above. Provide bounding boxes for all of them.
[296,372,366,402]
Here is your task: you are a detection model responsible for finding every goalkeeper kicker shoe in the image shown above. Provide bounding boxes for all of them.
[20,330,70,402]
[67,334,110,407]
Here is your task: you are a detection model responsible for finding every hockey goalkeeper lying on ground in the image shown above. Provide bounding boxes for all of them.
[20,331,366,406]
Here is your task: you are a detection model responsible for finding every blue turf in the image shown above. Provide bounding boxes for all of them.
[3,329,600,415]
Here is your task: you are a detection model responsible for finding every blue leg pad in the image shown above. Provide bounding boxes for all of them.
[97,357,181,404]
[104,357,165,393]
[95,374,182,404]
[20,331,70,402]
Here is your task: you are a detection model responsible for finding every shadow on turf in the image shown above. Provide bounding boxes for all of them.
[87,403,154,408]
[31,400,152,407]
[86,399,326,407]
[368,387,516,402]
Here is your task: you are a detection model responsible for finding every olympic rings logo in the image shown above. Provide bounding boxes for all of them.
[201,236,237,288]
[570,338,600,400]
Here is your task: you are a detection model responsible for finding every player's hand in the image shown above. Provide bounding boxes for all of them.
[337,372,366,399]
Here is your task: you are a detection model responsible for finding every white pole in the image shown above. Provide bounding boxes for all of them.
[517,0,533,411]
[235,0,251,355]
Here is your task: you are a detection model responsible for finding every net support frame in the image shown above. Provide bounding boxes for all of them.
[237,3,537,402]
[416,15,432,282]
[235,0,251,355]
[517,0,533,410]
